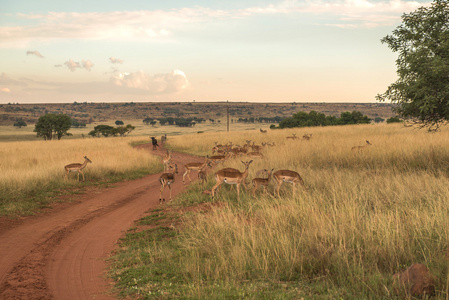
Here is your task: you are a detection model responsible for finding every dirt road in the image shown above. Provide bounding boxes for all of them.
[0,144,201,299]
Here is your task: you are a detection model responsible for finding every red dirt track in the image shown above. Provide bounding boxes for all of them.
[0,144,200,299]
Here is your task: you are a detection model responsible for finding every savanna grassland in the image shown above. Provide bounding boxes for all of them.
[0,137,162,217]
[109,123,449,299]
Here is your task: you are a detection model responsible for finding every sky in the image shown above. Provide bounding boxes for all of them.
[0,0,431,104]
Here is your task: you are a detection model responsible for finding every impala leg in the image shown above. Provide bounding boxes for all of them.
[275,181,282,198]
[159,183,165,203]
[236,183,240,201]
[168,184,172,201]
[80,170,85,182]
[211,181,222,200]
[182,170,188,184]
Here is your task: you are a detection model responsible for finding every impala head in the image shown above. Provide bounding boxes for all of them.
[83,156,92,163]
[170,164,179,174]
[241,160,253,169]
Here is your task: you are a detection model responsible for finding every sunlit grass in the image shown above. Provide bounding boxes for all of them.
[0,137,161,216]
[110,123,449,298]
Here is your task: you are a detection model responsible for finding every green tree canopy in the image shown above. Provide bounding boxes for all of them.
[14,120,27,128]
[377,0,449,130]
[34,114,72,140]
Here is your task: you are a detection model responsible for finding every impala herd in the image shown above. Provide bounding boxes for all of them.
[63,132,372,204]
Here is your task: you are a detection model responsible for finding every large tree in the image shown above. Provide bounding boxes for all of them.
[376,0,449,130]
[34,114,72,140]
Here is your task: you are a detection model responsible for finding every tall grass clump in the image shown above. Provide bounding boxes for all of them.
[111,123,449,298]
[0,137,161,217]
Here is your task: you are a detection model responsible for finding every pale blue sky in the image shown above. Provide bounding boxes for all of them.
[0,0,430,103]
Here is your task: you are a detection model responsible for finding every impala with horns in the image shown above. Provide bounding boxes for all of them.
[273,169,305,198]
[64,156,92,182]
[211,160,253,201]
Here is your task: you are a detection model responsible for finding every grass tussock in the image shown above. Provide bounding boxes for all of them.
[0,137,161,217]
[109,123,449,299]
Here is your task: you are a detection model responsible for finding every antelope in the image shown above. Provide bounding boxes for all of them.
[286,133,298,140]
[260,128,267,133]
[162,149,173,171]
[273,169,305,198]
[209,152,230,165]
[159,164,178,204]
[64,156,92,182]
[183,158,211,184]
[351,140,372,152]
[198,165,208,186]
[211,160,253,201]
[161,134,167,144]
[252,168,274,197]
[302,134,312,140]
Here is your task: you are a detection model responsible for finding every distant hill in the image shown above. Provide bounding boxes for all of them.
[0,102,395,126]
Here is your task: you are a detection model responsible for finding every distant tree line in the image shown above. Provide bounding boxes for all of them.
[143,117,206,127]
[88,124,135,137]
[276,111,372,129]
[237,116,284,123]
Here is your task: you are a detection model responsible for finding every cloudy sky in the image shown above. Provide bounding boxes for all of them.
[0,0,430,104]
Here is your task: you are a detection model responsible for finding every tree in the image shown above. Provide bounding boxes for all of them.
[387,116,403,124]
[376,0,449,130]
[34,114,72,140]
[115,120,124,126]
[14,120,27,128]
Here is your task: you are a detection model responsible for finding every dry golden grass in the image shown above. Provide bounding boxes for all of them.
[0,137,161,216]
[149,123,449,297]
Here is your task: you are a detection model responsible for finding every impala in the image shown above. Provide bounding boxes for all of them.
[273,169,305,197]
[211,160,253,201]
[260,128,267,133]
[159,164,178,204]
[64,156,92,182]
[198,165,208,186]
[252,168,274,197]
[286,133,298,140]
[182,158,211,184]
[162,149,173,171]
[351,140,372,152]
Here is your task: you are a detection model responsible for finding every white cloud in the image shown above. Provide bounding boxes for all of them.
[0,1,431,47]
[56,59,94,71]
[26,50,44,58]
[109,57,124,64]
[111,69,189,94]
[1,87,11,93]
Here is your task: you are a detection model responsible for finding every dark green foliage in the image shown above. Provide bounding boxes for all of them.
[34,113,72,140]
[377,0,449,130]
[115,120,124,126]
[89,124,135,137]
[278,110,371,128]
[13,120,27,128]
[386,116,403,124]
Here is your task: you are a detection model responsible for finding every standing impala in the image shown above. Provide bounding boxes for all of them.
[162,149,173,171]
[64,156,92,182]
[252,168,274,197]
[273,169,304,197]
[182,158,211,184]
[159,164,178,204]
[211,160,253,201]
[351,140,372,152]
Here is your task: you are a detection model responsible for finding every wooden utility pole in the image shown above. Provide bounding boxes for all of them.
[227,100,229,132]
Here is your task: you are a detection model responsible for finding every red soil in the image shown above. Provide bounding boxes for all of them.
[0,144,202,299]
